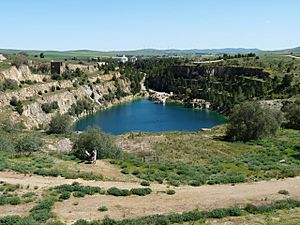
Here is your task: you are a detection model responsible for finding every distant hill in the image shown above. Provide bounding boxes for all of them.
[2,47,300,58]
[270,46,300,54]
[0,48,261,58]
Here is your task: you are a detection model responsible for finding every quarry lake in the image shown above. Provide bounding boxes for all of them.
[75,99,226,135]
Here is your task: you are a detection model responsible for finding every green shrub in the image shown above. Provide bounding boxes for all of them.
[15,101,24,115]
[29,198,55,222]
[47,113,72,134]
[140,181,150,186]
[0,133,14,153]
[51,183,101,199]
[68,99,93,116]
[73,220,89,225]
[244,203,258,214]
[227,206,242,216]
[166,189,176,195]
[226,101,283,141]
[2,79,18,90]
[0,196,21,205]
[15,134,44,155]
[130,188,152,196]
[283,101,300,130]
[41,101,59,113]
[22,192,36,198]
[209,208,229,218]
[72,128,121,160]
[98,206,108,212]
[121,169,129,174]
[278,189,289,195]
[0,215,22,225]
[10,96,18,106]
[107,187,131,196]
[59,191,71,200]
[73,191,85,198]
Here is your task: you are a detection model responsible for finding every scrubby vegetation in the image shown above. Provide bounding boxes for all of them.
[113,128,300,186]
[49,182,101,199]
[72,199,300,225]
[68,99,93,116]
[41,101,59,113]
[106,187,152,196]
[282,100,300,130]
[72,128,121,160]
[226,101,283,141]
[47,113,72,134]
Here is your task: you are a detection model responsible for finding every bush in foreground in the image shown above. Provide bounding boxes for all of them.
[72,128,121,160]
[47,113,72,134]
[226,101,283,141]
[15,134,44,155]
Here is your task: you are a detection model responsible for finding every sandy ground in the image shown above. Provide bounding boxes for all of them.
[0,171,300,224]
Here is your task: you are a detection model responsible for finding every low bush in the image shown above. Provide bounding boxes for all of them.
[50,182,101,199]
[41,101,59,113]
[140,181,150,186]
[9,96,18,106]
[15,134,44,155]
[130,188,152,196]
[47,113,72,134]
[29,198,56,222]
[59,191,71,200]
[166,189,176,195]
[107,187,131,197]
[72,128,121,160]
[278,189,289,195]
[0,215,22,225]
[97,206,108,212]
[0,196,21,205]
[226,101,283,141]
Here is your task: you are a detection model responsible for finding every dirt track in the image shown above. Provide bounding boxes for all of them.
[1,171,300,224]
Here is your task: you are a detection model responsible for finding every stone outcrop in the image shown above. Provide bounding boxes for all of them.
[0,80,72,108]
[15,77,134,129]
[67,63,98,73]
[0,65,48,84]
[0,63,141,129]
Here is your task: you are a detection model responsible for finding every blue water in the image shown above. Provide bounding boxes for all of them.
[75,99,226,135]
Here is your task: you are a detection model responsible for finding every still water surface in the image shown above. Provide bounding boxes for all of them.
[75,99,226,135]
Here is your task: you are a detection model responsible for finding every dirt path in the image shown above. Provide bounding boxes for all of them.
[0,172,300,224]
[286,54,300,60]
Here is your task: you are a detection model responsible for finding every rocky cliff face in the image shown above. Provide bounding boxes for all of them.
[0,65,48,84]
[0,64,137,129]
[20,78,134,129]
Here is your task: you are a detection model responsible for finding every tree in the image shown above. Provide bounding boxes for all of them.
[72,128,121,160]
[15,101,24,115]
[10,96,18,106]
[47,113,72,134]
[40,53,45,58]
[15,134,44,155]
[226,101,283,142]
[282,101,300,130]
[0,132,15,153]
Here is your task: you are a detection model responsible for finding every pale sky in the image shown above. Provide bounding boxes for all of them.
[0,0,299,51]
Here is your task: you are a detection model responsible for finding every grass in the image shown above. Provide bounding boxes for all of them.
[0,182,37,205]
[0,151,103,181]
[113,127,300,186]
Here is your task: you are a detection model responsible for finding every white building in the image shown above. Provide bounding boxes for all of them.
[113,55,138,63]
